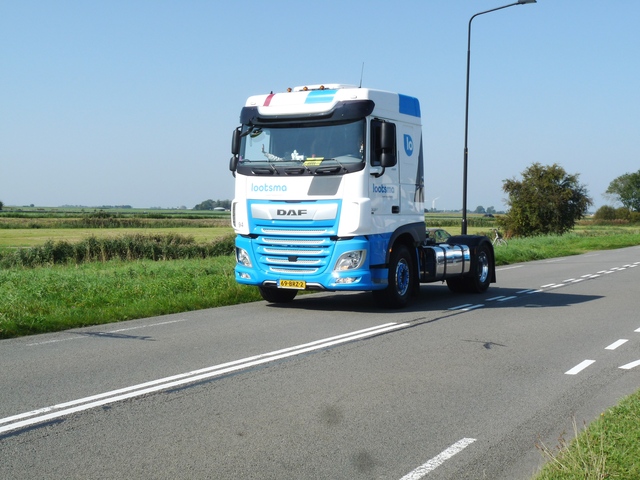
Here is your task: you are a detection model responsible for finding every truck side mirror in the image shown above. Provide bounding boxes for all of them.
[230,127,241,173]
[379,122,397,167]
[231,127,241,155]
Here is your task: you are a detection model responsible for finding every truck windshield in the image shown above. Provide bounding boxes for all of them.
[237,120,365,176]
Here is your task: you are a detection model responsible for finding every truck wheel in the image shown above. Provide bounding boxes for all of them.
[373,244,414,309]
[446,243,491,294]
[258,286,298,303]
[446,277,466,293]
[468,243,491,293]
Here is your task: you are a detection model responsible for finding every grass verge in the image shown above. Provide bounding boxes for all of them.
[491,232,640,265]
[533,390,640,479]
[0,256,262,338]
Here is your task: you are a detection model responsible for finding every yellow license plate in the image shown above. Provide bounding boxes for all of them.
[279,279,306,289]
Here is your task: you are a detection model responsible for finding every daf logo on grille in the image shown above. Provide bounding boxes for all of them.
[277,209,307,216]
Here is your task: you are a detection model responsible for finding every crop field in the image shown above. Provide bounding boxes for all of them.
[0,209,232,249]
[0,226,233,248]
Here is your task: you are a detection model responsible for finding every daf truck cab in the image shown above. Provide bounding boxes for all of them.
[229,84,495,308]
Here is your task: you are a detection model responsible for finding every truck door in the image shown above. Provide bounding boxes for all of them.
[369,119,400,216]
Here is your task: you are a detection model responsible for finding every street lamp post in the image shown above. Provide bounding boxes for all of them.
[461,0,536,235]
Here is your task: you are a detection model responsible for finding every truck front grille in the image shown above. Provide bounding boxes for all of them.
[254,230,333,275]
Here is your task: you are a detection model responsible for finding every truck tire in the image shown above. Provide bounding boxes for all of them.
[467,243,491,293]
[446,243,491,294]
[373,244,414,309]
[445,277,466,293]
[258,286,298,303]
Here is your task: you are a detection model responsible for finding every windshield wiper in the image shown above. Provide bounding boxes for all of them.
[315,157,346,174]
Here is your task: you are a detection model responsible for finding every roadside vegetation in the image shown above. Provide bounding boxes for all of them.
[1,255,260,338]
[1,211,639,339]
[533,390,640,479]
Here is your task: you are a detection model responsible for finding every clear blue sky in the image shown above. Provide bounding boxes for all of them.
[2,1,638,211]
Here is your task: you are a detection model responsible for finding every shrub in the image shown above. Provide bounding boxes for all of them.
[593,205,617,221]
[0,233,236,268]
[593,205,639,224]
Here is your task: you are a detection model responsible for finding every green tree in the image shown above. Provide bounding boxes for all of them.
[474,205,486,214]
[498,163,592,237]
[0,200,3,211]
[605,170,640,212]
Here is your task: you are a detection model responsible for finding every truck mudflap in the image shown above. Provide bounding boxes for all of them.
[447,234,497,284]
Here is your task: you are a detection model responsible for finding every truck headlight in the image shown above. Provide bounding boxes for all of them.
[236,247,252,267]
[334,250,366,271]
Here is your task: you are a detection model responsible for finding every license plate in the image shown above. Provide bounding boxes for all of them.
[279,279,306,289]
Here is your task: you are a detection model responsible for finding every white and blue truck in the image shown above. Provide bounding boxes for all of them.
[229,84,495,308]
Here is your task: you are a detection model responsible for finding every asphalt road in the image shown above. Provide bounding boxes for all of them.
[1,246,639,479]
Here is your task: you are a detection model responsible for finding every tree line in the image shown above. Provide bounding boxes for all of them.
[4,167,638,237]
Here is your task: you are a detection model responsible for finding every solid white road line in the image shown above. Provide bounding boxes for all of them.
[565,360,596,375]
[605,339,628,350]
[399,438,477,480]
[0,322,408,435]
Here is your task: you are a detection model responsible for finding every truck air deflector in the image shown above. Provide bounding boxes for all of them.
[398,94,421,118]
[239,100,375,125]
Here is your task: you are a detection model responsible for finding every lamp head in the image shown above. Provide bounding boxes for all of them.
[517,0,537,4]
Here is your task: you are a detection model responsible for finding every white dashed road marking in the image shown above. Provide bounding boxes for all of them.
[605,339,628,350]
[399,438,477,480]
[620,360,640,370]
[565,360,596,375]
